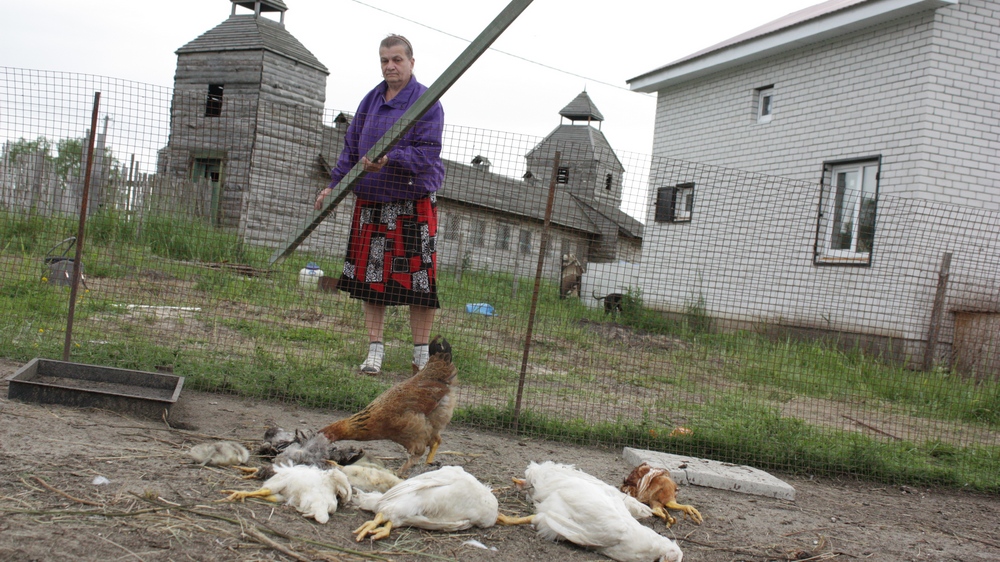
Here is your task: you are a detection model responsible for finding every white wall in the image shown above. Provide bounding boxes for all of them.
[638,1,1000,352]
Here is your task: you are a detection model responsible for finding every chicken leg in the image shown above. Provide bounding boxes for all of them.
[354,512,394,541]
[217,487,280,503]
[496,513,534,525]
[665,500,703,525]
[650,506,678,527]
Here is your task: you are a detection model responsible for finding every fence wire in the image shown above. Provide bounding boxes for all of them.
[2,68,998,490]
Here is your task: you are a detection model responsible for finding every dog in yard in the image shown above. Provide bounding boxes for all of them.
[593,291,624,315]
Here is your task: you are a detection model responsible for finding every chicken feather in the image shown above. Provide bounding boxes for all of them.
[518,461,683,562]
[319,335,456,476]
[621,462,703,527]
[353,465,525,541]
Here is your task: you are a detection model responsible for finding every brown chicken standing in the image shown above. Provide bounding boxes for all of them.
[621,462,704,527]
[319,336,456,476]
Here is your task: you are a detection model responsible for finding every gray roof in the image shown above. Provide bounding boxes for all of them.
[629,0,953,91]
[559,91,604,122]
[177,14,328,74]
[525,124,624,172]
[232,0,289,12]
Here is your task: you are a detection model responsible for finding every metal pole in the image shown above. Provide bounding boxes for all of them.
[63,92,101,361]
[513,151,560,431]
[268,0,535,265]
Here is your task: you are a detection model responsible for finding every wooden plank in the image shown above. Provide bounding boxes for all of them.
[268,0,535,265]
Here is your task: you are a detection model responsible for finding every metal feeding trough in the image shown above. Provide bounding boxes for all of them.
[6,358,184,419]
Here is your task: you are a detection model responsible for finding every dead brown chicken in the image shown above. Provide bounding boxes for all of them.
[620,462,703,527]
[318,336,456,476]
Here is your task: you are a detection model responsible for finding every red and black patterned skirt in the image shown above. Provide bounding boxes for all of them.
[337,194,439,308]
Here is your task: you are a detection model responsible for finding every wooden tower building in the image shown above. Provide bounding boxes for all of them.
[161,0,330,248]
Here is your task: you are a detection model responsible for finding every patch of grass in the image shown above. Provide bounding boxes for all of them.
[2,211,999,492]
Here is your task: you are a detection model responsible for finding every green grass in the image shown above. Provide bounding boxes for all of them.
[1,209,998,492]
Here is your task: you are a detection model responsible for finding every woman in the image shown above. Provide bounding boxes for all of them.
[315,34,445,375]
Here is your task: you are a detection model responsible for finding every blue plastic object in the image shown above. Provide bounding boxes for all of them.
[465,303,495,316]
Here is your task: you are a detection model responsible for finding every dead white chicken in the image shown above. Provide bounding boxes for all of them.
[220,463,352,524]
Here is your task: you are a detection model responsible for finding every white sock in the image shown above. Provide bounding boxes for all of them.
[413,344,429,370]
[360,342,384,373]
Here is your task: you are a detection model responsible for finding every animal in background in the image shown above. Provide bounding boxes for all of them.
[514,461,683,562]
[621,462,703,527]
[319,335,456,475]
[353,465,528,541]
[593,291,624,315]
[560,254,583,299]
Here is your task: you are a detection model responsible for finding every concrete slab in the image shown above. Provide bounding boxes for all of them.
[623,447,796,501]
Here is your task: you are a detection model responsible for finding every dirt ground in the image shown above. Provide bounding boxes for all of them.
[1,359,999,562]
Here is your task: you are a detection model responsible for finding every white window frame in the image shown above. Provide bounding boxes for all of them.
[815,158,879,265]
[757,86,773,124]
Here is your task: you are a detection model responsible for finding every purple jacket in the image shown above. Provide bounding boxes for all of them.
[328,77,445,203]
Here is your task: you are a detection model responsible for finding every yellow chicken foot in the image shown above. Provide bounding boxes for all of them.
[234,466,260,479]
[354,512,393,541]
[651,506,678,527]
[217,487,279,503]
[666,501,703,525]
[425,438,441,464]
[496,513,534,526]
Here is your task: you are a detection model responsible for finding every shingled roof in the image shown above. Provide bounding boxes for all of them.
[524,124,623,171]
[176,13,328,74]
[559,91,604,122]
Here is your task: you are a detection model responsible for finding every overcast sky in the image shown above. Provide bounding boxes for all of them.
[3,0,823,159]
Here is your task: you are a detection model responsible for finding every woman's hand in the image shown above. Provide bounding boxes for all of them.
[315,188,332,211]
[362,155,388,172]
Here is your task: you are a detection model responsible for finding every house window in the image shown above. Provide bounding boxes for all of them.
[206,84,224,117]
[654,182,694,223]
[470,218,486,247]
[519,229,532,255]
[556,167,569,184]
[815,159,879,265]
[604,173,613,191]
[446,213,463,241]
[495,223,511,251]
[756,86,773,123]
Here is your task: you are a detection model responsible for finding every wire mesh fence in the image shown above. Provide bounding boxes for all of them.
[2,68,998,490]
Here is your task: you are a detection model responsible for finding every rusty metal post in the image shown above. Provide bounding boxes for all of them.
[62,92,101,361]
[513,151,560,431]
[922,251,952,371]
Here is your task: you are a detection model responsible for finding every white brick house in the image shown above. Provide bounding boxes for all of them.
[628,0,1000,369]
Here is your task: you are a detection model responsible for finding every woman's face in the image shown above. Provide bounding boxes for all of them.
[380,45,414,90]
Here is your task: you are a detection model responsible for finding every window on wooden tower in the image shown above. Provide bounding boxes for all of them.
[556,167,569,184]
[206,84,224,117]
[605,173,613,191]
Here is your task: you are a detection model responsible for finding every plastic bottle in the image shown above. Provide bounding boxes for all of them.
[298,262,323,289]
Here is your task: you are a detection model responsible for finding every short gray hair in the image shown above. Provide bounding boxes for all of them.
[380,34,413,58]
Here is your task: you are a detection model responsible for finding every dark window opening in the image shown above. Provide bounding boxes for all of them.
[496,223,511,250]
[519,229,532,255]
[556,167,569,184]
[654,182,694,223]
[206,84,224,117]
[605,173,613,191]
